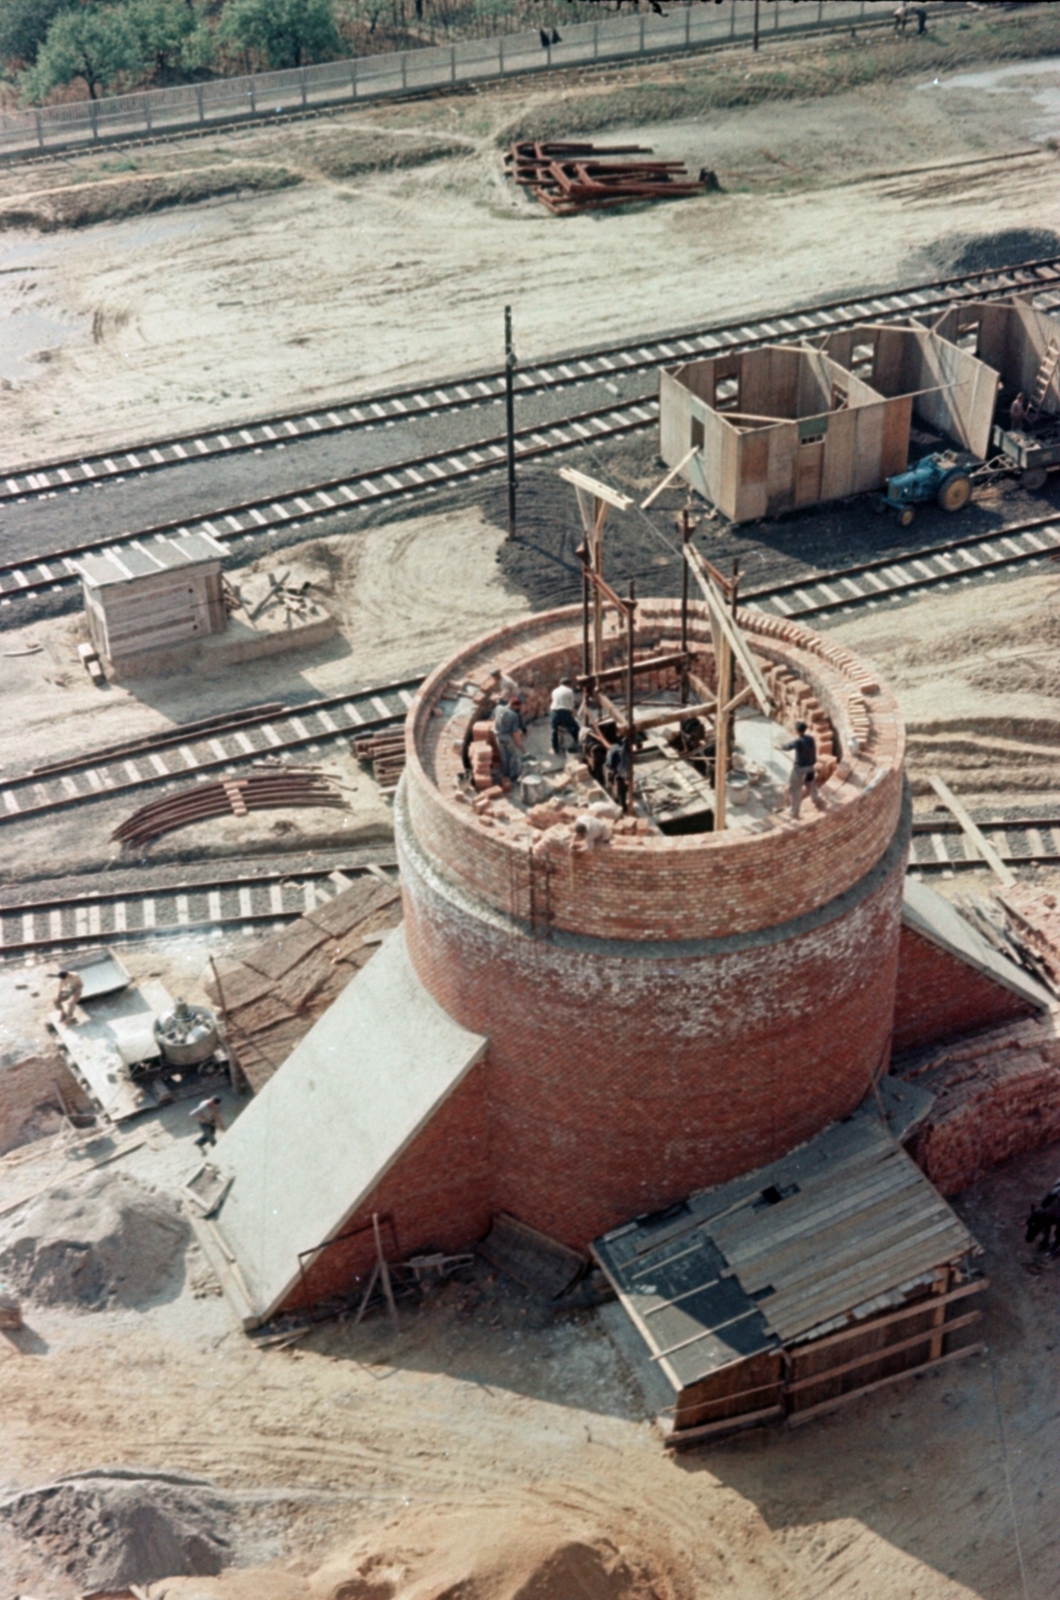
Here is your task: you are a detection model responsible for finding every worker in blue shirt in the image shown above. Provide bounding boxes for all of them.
[782,720,826,820]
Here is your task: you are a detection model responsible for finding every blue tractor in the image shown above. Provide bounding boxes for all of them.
[878,451,974,526]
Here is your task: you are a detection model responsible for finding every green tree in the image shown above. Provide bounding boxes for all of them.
[21,5,146,100]
[125,0,198,79]
[0,0,77,70]
[218,0,340,68]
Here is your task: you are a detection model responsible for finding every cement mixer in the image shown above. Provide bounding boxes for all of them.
[154,997,219,1068]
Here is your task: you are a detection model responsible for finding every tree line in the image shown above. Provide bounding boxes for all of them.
[2,0,344,101]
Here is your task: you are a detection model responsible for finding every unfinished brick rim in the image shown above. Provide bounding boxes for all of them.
[403,598,906,942]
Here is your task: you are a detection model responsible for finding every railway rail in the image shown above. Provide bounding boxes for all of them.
[0,858,397,958]
[3,513,1060,832]
[908,815,1060,877]
[3,254,1059,514]
[2,817,1056,961]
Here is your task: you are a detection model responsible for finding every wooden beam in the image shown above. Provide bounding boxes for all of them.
[575,651,690,690]
[786,1341,985,1428]
[788,1276,988,1358]
[714,630,731,831]
[558,465,633,511]
[665,1404,786,1448]
[787,1308,981,1394]
[640,446,698,509]
[618,700,716,737]
[684,544,773,717]
[928,775,1017,887]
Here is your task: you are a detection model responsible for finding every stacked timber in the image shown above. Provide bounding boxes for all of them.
[205,875,402,1092]
[78,531,227,670]
[506,140,708,214]
[352,731,406,791]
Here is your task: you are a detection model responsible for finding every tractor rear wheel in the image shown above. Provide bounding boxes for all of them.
[937,471,972,512]
[898,506,916,527]
[1022,466,1048,492]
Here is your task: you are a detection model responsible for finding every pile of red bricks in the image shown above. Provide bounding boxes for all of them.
[902,1014,1060,1195]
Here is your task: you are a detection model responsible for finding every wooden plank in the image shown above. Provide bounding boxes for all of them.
[665,1403,785,1448]
[684,544,773,716]
[929,775,1016,887]
[786,1342,985,1427]
[787,1309,981,1395]
[558,465,632,511]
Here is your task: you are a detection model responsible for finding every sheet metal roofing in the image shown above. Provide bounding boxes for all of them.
[593,1105,978,1393]
[78,530,224,587]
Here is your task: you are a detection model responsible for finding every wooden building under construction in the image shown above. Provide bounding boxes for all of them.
[594,1096,985,1447]
[659,325,997,522]
[929,294,1060,416]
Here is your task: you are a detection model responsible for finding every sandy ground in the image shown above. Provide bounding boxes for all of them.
[1,50,1059,463]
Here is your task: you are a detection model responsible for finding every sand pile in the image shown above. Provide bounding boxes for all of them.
[0,1467,232,1588]
[0,1169,189,1309]
[309,1505,692,1600]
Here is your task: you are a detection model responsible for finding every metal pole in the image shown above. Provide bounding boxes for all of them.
[626,580,636,815]
[504,305,517,539]
[581,557,591,683]
[753,0,760,52]
[680,510,691,703]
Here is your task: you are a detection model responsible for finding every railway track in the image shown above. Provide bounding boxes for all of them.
[3,254,1059,515]
[743,511,1060,621]
[2,815,1056,961]
[0,858,397,958]
[908,816,1060,877]
[0,396,658,610]
[0,674,422,827]
[3,513,1060,833]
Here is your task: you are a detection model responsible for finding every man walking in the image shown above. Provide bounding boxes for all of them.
[550,678,580,757]
[190,1095,225,1150]
[782,721,826,820]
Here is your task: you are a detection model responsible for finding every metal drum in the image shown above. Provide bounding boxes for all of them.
[154,997,219,1067]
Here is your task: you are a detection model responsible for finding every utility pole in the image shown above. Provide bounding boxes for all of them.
[752,0,760,52]
[505,304,517,540]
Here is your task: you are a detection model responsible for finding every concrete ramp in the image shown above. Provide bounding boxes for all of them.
[208,926,487,1325]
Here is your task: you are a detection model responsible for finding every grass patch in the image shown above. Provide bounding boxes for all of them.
[0,163,302,231]
[497,7,1060,142]
[304,131,472,180]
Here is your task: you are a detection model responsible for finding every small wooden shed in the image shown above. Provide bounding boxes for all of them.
[79,531,227,670]
[594,1099,985,1446]
[930,296,1060,415]
[659,325,997,522]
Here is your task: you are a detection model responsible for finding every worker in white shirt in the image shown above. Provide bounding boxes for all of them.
[190,1095,226,1150]
[550,677,580,756]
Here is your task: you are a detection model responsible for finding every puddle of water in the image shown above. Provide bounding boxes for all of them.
[0,308,85,382]
[918,55,1060,141]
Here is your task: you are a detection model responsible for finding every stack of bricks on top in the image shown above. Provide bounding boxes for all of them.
[461,629,838,831]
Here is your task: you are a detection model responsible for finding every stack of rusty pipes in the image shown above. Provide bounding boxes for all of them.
[506,140,708,214]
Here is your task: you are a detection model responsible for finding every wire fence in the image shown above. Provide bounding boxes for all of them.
[0,0,892,162]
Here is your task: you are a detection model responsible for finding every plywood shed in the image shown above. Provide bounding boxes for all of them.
[593,1098,985,1447]
[78,530,227,671]
[930,296,1060,416]
[659,326,997,522]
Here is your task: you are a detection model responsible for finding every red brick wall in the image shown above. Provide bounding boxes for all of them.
[404,599,905,943]
[397,819,906,1250]
[892,925,1037,1057]
[288,1062,492,1308]
[902,1018,1060,1194]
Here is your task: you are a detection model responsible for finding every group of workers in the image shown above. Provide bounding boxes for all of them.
[484,670,825,822]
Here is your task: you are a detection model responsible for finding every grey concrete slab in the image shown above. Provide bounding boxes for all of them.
[210,926,487,1325]
[902,877,1052,1011]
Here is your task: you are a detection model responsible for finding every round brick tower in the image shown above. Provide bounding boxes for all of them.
[396,598,908,1249]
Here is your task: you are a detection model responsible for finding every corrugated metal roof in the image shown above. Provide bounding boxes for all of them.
[594,1103,978,1391]
[78,531,223,587]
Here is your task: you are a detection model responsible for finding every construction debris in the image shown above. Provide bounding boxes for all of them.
[505,140,710,214]
[204,874,402,1091]
[352,729,406,790]
[111,769,347,847]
